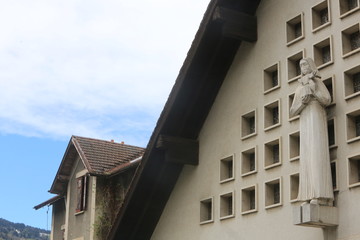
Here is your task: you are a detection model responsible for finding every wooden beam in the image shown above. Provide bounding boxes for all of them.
[156,135,199,165]
[213,6,257,42]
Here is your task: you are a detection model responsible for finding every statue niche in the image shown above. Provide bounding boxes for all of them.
[290,57,334,206]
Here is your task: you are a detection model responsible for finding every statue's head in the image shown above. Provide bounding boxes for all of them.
[299,58,317,75]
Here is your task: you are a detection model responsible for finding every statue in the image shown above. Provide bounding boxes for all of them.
[290,58,334,206]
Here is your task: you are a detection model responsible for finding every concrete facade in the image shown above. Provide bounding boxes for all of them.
[151,0,360,239]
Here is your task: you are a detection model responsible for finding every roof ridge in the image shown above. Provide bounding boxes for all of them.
[72,135,145,149]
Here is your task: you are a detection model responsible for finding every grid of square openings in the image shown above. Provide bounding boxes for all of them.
[220,155,234,183]
[241,185,257,214]
[200,198,213,224]
[241,110,256,139]
[220,192,234,220]
[344,65,360,100]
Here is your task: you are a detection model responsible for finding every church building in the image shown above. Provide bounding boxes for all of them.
[109,0,360,239]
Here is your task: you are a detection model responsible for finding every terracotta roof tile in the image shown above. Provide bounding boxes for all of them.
[72,136,145,175]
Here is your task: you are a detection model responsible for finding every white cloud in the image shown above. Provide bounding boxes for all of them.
[0,0,209,145]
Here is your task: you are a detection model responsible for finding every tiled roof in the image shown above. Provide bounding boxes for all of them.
[72,136,145,175]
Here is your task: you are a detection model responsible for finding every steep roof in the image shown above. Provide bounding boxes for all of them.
[49,136,144,195]
[109,0,261,239]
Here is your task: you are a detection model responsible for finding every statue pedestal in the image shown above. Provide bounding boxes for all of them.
[293,203,338,228]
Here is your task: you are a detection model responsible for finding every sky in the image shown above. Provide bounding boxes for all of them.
[0,0,209,230]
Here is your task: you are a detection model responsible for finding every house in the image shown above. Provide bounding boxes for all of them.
[109,0,360,239]
[34,136,144,240]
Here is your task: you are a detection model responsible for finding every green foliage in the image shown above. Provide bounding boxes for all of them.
[0,218,50,240]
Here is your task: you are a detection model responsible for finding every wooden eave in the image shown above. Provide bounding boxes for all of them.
[109,0,261,239]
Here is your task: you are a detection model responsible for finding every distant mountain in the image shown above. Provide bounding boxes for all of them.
[0,218,50,240]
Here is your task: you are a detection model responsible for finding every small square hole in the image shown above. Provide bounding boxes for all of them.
[323,77,335,104]
[290,173,299,202]
[313,37,333,69]
[264,100,281,131]
[220,155,234,183]
[344,65,360,100]
[241,147,257,176]
[200,198,213,224]
[328,118,336,148]
[241,185,257,214]
[342,24,360,57]
[331,161,338,190]
[264,138,281,169]
[265,178,282,209]
[264,63,280,93]
[220,192,234,220]
[288,93,300,121]
[241,110,256,139]
[287,50,304,82]
[339,0,359,17]
[312,0,331,31]
[348,154,360,188]
[346,109,360,143]
[286,13,304,45]
[289,131,300,161]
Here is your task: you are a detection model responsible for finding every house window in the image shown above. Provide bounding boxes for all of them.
[350,32,360,51]
[339,0,359,17]
[76,175,88,213]
[200,198,213,224]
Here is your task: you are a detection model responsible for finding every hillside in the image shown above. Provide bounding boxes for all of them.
[0,218,50,240]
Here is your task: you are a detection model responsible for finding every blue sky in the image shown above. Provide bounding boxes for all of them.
[0,0,209,230]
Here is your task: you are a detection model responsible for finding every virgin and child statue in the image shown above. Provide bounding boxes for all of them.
[290,57,334,206]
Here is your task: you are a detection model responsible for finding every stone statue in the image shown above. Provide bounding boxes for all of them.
[290,58,334,206]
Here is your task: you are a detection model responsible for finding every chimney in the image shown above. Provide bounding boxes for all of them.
[121,141,124,144]
[111,139,114,143]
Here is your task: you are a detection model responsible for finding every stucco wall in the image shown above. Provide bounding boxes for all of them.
[152,0,360,239]
[51,198,65,240]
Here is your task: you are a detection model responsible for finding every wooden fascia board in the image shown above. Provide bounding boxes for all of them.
[71,136,94,174]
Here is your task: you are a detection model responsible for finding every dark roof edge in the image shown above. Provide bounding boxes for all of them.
[109,0,261,239]
[34,195,64,210]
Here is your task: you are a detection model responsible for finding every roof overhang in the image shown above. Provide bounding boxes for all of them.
[109,0,261,239]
